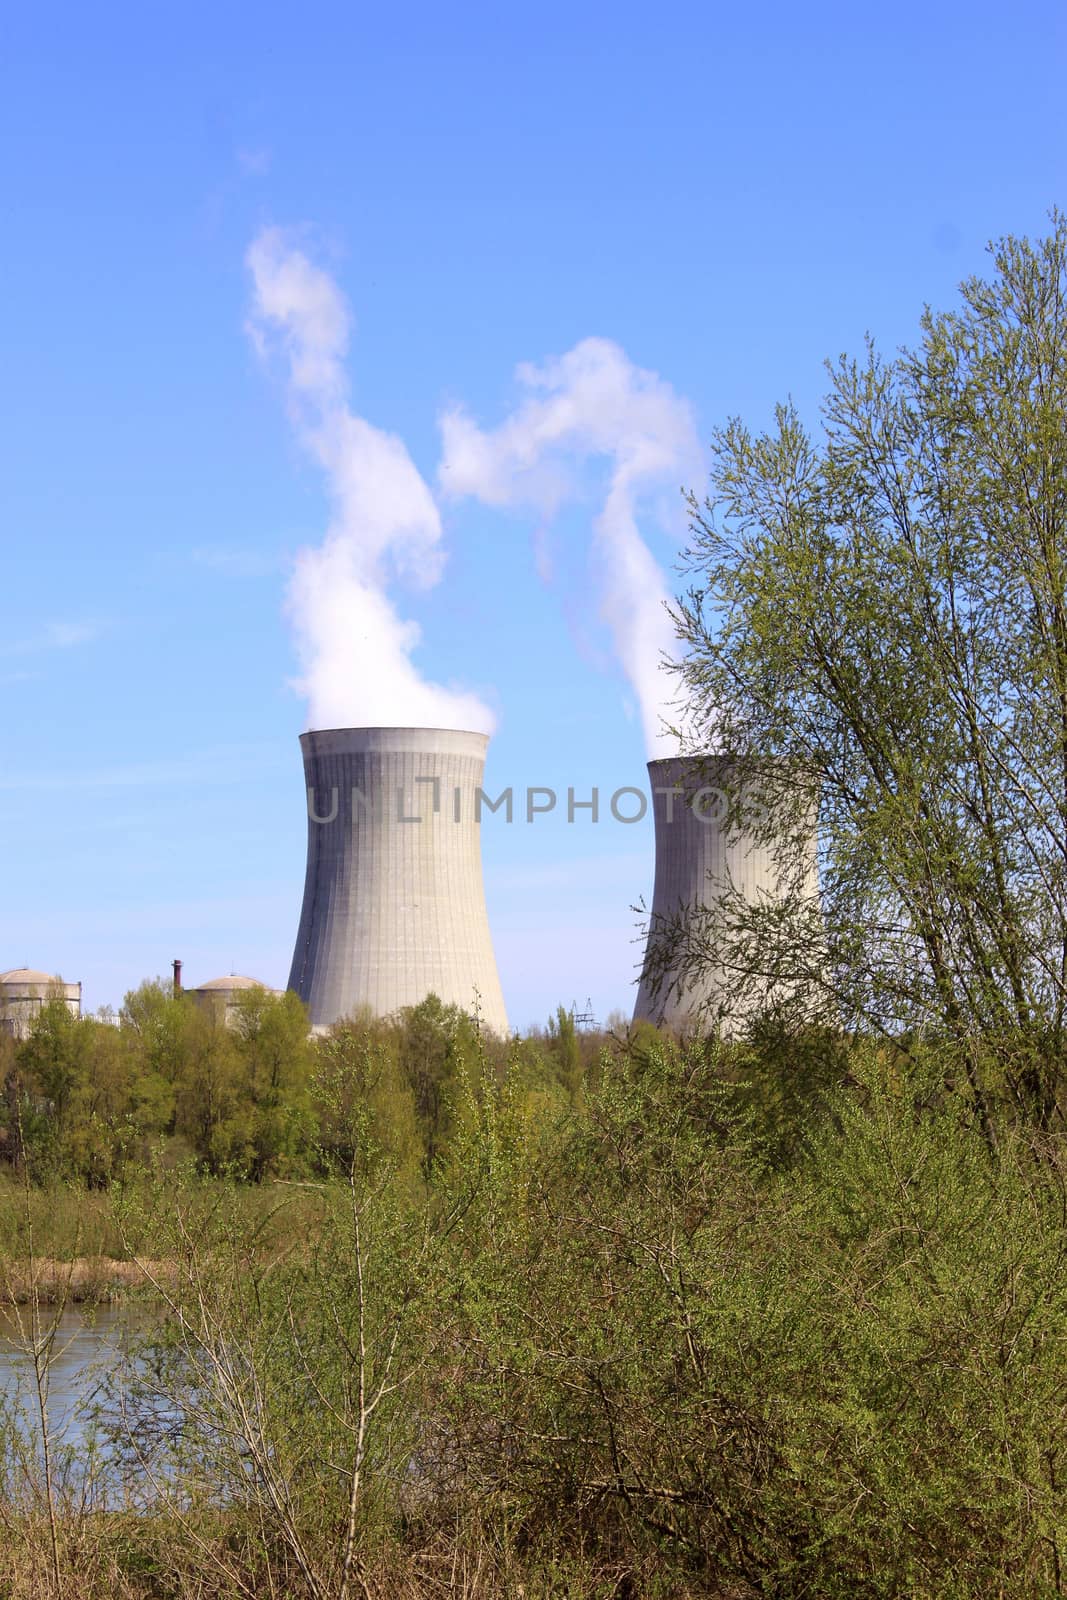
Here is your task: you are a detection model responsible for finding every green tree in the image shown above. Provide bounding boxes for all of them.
[171,1006,249,1173]
[395,994,480,1172]
[64,1018,144,1182]
[17,998,83,1126]
[546,1004,583,1102]
[672,214,1067,1128]
[229,985,315,1178]
[313,1018,422,1182]
[120,978,192,1087]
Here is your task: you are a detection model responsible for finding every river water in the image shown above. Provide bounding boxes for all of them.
[0,1304,162,1508]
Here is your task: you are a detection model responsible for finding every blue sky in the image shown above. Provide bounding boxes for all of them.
[2,0,1064,1028]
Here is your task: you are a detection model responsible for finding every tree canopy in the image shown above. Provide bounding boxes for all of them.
[673,214,1067,1129]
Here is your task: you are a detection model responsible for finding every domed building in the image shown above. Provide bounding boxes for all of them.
[190,973,282,1027]
[0,968,82,1040]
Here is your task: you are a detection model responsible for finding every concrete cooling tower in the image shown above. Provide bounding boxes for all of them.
[288,727,508,1035]
[633,755,819,1033]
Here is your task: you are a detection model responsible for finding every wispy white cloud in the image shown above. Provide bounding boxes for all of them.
[191,545,286,578]
[247,226,495,733]
[44,621,100,649]
[1,620,104,658]
[2,891,295,949]
[0,741,286,793]
[237,145,272,177]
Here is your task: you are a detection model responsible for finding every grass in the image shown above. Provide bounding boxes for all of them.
[0,1255,176,1304]
[0,1170,330,1269]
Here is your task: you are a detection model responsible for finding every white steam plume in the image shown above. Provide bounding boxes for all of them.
[246,228,494,734]
[438,337,700,756]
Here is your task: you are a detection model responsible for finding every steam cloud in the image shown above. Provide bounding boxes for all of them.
[248,231,698,754]
[438,338,700,756]
[246,228,494,733]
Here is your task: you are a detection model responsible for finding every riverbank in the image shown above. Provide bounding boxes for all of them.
[0,1255,175,1303]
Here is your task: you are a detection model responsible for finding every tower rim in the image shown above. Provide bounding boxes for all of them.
[298,726,492,761]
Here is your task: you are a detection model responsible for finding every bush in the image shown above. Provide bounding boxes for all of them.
[438,1037,1067,1597]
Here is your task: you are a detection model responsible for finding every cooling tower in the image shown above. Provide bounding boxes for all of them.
[633,755,818,1033]
[288,727,508,1034]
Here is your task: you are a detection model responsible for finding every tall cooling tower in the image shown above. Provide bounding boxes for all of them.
[633,755,818,1033]
[288,727,508,1034]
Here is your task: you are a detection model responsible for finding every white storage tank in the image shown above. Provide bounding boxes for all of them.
[0,968,82,1040]
[191,974,282,1027]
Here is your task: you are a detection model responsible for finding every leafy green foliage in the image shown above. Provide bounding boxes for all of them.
[0,1021,1064,1596]
[438,1036,1067,1597]
[673,214,1067,1128]
[0,982,593,1187]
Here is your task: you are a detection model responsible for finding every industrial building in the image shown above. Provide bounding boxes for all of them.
[191,973,283,1026]
[288,726,508,1034]
[633,756,819,1033]
[0,968,82,1040]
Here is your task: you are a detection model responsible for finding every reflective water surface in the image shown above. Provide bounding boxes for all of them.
[0,1303,162,1508]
